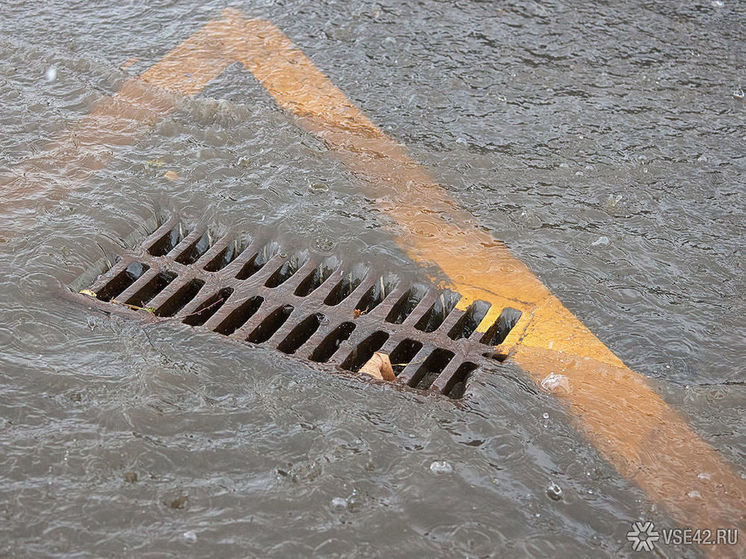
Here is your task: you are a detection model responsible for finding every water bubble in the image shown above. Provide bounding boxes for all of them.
[688,490,702,499]
[182,531,197,543]
[592,236,610,246]
[313,237,334,251]
[732,87,744,100]
[45,66,57,82]
[547,482,563,501]
[542,412,549,420]
[429,460,453,474]
[331,497,348,510]
[541,373,571,394]
[711,0,724,7]
[519,209,542,229]
[346,491,363,512]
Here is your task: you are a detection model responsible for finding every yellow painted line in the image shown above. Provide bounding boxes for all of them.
[4,8,743,547]
[1,13,238,207]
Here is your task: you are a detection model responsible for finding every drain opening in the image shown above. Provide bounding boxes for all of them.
[148,225,184,257]
[443,362,478,399]
[278,313,325,354]
[448,300,491,340]
[95,262,149,302]
[176,232,211,265]
[214,296,263,335]
[236,242,279,280]
[355,275,397,315]
[341,331,390,372]
[409,348,455,390]
[247,305,293,343]
[266,252,308,288]
[481,307,523,345]
[385,285,426,324]
[125,271,177,307]
[295,258,337,297]
[184,287,233,326]
[388,338,423,376]
[155,278,204,317]
[205,240,242,272]
[415,290,460,332]
[310,322,356,362]
[325,264,368,306]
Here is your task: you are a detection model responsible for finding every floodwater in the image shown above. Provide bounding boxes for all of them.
[0,1,744,557]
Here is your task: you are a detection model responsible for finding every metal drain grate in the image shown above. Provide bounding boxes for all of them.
[70,217,522,399]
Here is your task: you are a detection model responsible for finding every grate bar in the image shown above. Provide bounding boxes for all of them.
[396,344,435,385]
[150,275,202,317]
[221,237,265,277]
[171,226,207,263]
[276,258,318,292]
[431,358,470,394]
[367,282,408,321]
[300,320,345,362]
[116,267,160,306]
[434,301,466,336]
[200,234,237,272]
[276,312,325,355]
[399,289,439,328]
[143,215,181,256]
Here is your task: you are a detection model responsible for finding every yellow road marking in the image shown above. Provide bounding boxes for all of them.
[120,57,138,70]
[1,13,238,207]
[4,8,743,545]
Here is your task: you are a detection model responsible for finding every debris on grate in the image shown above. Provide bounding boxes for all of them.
[68,216,522,400]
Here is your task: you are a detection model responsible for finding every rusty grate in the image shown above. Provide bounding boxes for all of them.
[70,216,521,399]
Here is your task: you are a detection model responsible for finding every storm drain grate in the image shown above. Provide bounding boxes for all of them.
[71,216,522,399]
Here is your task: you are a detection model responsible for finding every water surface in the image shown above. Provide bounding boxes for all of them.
[0,1,743,557]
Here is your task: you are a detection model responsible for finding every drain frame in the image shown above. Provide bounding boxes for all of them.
[69,216,521,400]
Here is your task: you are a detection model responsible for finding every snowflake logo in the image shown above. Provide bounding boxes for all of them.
[627,521,660,552]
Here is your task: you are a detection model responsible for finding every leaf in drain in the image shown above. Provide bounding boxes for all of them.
[360,352,395,381]
[79,289,96,297]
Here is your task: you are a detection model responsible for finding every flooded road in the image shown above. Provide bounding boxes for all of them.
[1,1,744,557]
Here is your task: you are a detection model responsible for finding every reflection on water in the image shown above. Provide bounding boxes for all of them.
[1,1,743,556]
